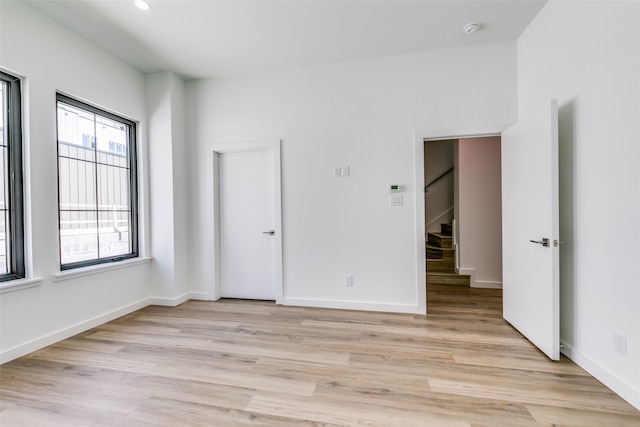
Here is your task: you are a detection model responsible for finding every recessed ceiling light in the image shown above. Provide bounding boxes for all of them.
[463,22,481,35]
[134,0,151,11]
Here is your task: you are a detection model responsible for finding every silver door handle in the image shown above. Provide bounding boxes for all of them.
[529,238,550,247]
[262,230,275,235]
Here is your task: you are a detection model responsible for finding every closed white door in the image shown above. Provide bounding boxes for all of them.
[219,150,276,300]
[502,99,560,360]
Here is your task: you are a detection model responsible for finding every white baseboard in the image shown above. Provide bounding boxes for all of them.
[561,341,640,411]
[149,291,213,306]
[283,297,422,314]
[0,297,150,364]
[456,267,502,289]
[188,292,215,301]
[472,280,502,289]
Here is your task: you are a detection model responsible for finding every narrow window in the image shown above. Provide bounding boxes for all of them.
[0,71,25,281]
[56,94,138,270]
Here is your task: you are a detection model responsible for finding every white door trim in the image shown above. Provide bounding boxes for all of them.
[413,124,510,314]
[204,139,283,304]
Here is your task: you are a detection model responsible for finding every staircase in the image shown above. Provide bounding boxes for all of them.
[426,223,470,286]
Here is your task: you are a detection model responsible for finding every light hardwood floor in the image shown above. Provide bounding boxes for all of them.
[1,282,639,426]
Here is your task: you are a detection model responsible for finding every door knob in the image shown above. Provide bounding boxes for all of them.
[529,238,550,247]
[262,230,275,235]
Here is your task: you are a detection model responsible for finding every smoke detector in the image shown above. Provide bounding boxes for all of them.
[463,22,481,35]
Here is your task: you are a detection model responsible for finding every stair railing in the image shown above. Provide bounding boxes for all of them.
[424,167,454,193]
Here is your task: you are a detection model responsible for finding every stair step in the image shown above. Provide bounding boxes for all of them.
[440,223,453,236]
[426,223,455,272]
[426,245,454,260]
[427,271,470,286]
[427,232,452,249]
[426,258,455,272]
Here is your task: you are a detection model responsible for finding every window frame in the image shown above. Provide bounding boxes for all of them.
[56,93,139,271]
[0,70,25,282]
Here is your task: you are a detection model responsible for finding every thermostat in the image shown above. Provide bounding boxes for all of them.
[389,184,403,193]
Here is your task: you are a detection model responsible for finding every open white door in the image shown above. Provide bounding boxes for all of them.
[502,99,560,360]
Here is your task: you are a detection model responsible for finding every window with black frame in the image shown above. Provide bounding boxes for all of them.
[0,70,25,282]
[56,94,138,270]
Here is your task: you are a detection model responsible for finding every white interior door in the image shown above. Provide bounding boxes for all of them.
[502,99,560,360]
[219,149,276,300]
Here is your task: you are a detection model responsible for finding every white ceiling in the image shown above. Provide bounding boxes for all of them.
[24,0,547,80]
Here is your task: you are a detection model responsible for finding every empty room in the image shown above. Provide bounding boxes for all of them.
[1,0,639,425]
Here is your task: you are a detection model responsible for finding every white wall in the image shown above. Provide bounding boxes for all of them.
[146,71,194,305]
[0,1,152,362]
[186,42,517,313]
[456,137,502,287]
[518,0,640,409]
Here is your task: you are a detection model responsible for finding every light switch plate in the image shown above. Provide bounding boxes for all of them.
[389,194,402,206]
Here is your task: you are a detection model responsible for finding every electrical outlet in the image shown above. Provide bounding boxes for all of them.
[342,166,350,177]
[344,275,353,286]
[614,333,627,356]
[334,167,342,177]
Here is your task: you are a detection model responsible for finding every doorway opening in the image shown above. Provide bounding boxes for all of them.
[413,130,503,314]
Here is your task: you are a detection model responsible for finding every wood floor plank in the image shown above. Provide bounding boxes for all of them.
[0,405,123,427]
[123,396,343,427]
[1,281,639,426]
[52,337,126,354]
[246,391,472,427]
[452,350,589,376]
[310,383,543,427]
[203,337,352,366]
[526,403,640,426]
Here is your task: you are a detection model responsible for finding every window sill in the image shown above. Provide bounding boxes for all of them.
[53,256,152,282]
[0,277,43,294]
